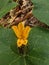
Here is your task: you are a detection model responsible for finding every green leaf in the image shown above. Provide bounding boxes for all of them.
[0,28,27,65]
[32,0,49,25]
[0,0,17,18]
[28,27,49,65]
[0,27,49,65]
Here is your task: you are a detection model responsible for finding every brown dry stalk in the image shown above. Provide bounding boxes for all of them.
[15,5,33,14]
[12,10,32,24]
[7,5,33,24]
[7,10,32,27]
[23,10,32,19]
[0,0,49,29]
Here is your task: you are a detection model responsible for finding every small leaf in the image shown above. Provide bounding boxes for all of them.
[0,0,17,18]
[32,0,49,25]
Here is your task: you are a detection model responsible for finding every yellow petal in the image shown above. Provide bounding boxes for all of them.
[23,26,31,39]
[17,39,22,47]
[18,22,24,35]
[17,39,28,47]
[23,39,28,45]
[12,26,21,38]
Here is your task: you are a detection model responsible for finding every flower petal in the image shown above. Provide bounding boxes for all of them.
[17,39,28,47]
[23,39,28,46]
[18,22,24,35]
[12,26,21,38]
[17,39,22,47]
[23,26,31,39]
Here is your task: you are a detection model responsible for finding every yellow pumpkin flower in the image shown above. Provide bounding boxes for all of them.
[12,22,31,47]
[17,39,28,47]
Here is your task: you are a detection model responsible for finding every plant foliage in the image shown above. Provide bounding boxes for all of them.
[0,27,49,65]
[32,0,49,25]
[0,0,49,65]
[0,0,16,18]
